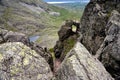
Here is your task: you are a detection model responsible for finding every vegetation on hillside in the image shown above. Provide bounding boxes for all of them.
[36,3,85,48]
[49,4,82,26]
[0,0,86,48]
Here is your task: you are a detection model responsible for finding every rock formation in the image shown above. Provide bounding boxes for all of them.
[0,42,53,80]
[54,20,80,61]
[80,0,120,55]
[53,0,120,80]
[54,42,114,80]
[0,29,54,71]
[0,29,30,45]
[78,0,120,79]
[0,0,120,80]
[95,10,120,79]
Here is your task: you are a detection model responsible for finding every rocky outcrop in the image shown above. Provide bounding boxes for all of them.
[54,42,114,80]
[79,0,120,79]
[53,1,120,80]
[0,29,30,45]
[19,0,50,12]
[0,29,54,71]
[54,20,80,61]
[58,20,79,41]
[80,0,120,55]
[95,10,120,79]
[0,0,120,80]
[0,42,53,80]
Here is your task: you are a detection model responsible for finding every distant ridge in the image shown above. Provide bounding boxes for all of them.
[47,1,89,4]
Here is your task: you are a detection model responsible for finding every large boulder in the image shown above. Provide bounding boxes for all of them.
[80,0,120,55]
[54,42,114,80]
[0,29,53,70]
[0,42,53,80]
[0,29,30,45]
[95,10,120,79]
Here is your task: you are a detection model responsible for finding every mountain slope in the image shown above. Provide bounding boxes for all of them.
[0,0,83,48]
[0,0,52,35]
[0,0,62,49]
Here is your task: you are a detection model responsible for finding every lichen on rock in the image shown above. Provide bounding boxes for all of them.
[54,42,114,80]
[0,42,53,80]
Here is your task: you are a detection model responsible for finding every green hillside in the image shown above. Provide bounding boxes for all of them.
[0,0,84,48]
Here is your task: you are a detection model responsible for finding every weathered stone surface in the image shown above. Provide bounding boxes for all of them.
[0,42,53,80]
[54,42,114,80]
[0,29,30,45]
[0,29,53,70]
[30,43,54,71]
[95,10,120,79]
[80,0,120,55]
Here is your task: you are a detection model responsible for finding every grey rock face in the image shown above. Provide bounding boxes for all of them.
[0,42,53,80]
[0,29,30,45]
[95,10,120,79]
[79,0,120,79]
[80,0,120,55]
[54,42,114,80]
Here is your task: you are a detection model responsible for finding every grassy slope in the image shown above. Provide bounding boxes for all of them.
[37,2,85,48]
[36,5,83,48]
[0,0,52,35]
[0,0,85,48]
